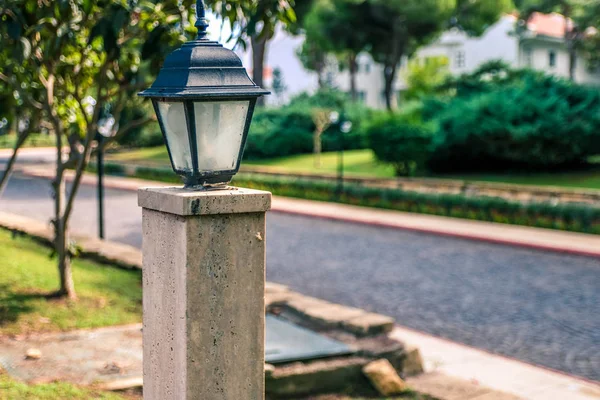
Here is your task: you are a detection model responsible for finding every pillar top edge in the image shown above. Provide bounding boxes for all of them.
[138,186,272,216]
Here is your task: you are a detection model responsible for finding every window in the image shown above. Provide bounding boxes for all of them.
[365,63,371,74]
[357,91,366,103]
[455,50,466,68]
[348,91,367,103]
[549,51,556,68]
[523,47,533,67]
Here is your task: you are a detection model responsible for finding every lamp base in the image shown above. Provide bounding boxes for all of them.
[182,173,234,191]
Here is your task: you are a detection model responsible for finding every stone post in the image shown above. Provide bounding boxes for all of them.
[138,187,271,400]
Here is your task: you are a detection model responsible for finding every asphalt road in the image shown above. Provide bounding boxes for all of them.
[1,173,599,382]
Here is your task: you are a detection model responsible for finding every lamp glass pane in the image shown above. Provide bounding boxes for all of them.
[193,101,250,171]
[156,101,193,172]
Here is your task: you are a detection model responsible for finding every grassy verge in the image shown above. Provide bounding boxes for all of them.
[107,147,396,178]
[0,229,142,336]
[108,147,600,190]
[0,133,56,149]
[0,369,136,400]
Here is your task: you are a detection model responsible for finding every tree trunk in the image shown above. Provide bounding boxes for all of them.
[313,129,323,168]
[383,18,404,111]
[563,5,576,82]
[56,219,76,300]
[53,133,76,300]
[384,64,398,111]
[0,132,29,197]
[348,53,358,102]
[251,34,268,107]
[317,68,326,89]
[568,46,576,81]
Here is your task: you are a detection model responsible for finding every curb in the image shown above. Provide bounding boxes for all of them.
[16,166,600,259]
[276,206,600,259]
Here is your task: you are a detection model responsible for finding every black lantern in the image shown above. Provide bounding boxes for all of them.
[139,0,269,189]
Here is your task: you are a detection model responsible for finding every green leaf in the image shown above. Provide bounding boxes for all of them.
[83,0,93,14]
[7,21,22,40]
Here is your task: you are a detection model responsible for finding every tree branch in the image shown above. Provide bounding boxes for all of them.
[0,72,44,110]
[62,60,110,227]
[101,116,155,150]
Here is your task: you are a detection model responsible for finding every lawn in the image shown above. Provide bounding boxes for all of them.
[0,133,56,149]
[0,229,142,336]
[0,369,136,400]
[108,147,600,190]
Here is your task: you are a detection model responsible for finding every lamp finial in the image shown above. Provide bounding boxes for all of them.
[195,0,209,40]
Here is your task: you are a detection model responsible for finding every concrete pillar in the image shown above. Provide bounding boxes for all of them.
[138,187,271,400]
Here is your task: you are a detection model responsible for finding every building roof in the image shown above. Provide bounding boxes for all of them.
[527,12,572,39]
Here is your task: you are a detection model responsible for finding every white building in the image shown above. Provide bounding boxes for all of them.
[239,13,600,109]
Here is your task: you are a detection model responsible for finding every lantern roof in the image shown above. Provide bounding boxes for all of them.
[139,39,269,99]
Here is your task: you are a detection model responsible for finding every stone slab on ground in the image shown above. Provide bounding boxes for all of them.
[0,325,143,387]
[266,357,372,397]
[362,358,408,396]
[393,326,600,400]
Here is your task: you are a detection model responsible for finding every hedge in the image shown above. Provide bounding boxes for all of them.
[93,162,600,235]
[429,65,600,172]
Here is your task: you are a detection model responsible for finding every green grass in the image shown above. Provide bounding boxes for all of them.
[0,133,56,149]
[107,147,397,178]
[244,151,397,178]
[0,370,134,400]
[107,146,171,165]
[108,147,600,190]
[0,229,142,336]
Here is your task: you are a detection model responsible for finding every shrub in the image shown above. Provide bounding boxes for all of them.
[244,107,315,159]
[429,73,600,172]
[367,112,434,176]
[243,90,371,160]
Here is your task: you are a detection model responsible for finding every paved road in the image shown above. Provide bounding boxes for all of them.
[1,173,599,382]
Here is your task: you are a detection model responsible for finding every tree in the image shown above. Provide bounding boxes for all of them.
[205,0,297,106]
[297,35,330,88]
[403,55,450,100]
[302,0,372,101]
[570,1,600,73]
[271,67,287,104]
[0,9,54,197]
[367,0,511,110]
[0,0,192,299]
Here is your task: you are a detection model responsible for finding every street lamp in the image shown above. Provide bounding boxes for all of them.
[96,115,116,239]
[139,0,269,190]
[137,3,272,398]
[337,118,352,197]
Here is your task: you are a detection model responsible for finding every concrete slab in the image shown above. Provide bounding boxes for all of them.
[392,326,600,400]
